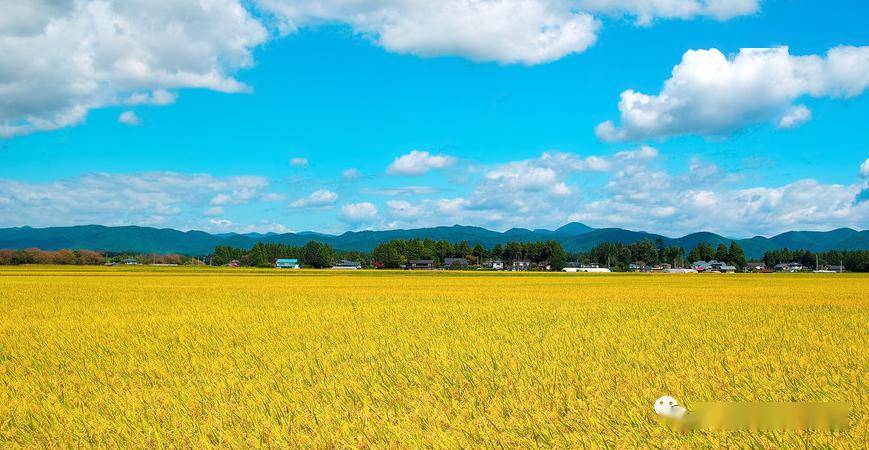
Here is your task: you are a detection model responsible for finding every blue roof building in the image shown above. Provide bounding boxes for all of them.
[276,259,300,269]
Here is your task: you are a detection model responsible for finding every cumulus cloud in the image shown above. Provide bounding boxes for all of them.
[118,111,142,126]
[578,0,759,24]
[205,218,292,234]
[387,150,456,176]
[0,1,761,138]
[568,159,869,236]
[366,186,441,196]
[597,46,869,141]
[290,157,309,167]
[381,147,660,229]
[571,179,868,236]
[380,150,868,235]
[0,172,275,228]
[126,89,177,106]
[386,200,426,219]
[256,1,758,65]
[342,168,362,179]
[777,105,811,129]
[289,189,338,208]
[256,0,600,65]
[0,0,267,138]
[340,202,379,225]
[203,206,225,217]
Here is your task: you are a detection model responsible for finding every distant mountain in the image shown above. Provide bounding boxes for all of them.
[0,223,866,259]
[554,222,595,235]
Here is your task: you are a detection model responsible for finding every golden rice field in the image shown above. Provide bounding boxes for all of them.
[0,266,866,448]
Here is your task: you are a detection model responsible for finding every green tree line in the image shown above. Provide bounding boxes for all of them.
[212,241,368,268]
[761,248,869,272]
[371,238,567,269]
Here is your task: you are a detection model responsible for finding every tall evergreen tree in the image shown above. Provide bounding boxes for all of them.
[727,241,746,270]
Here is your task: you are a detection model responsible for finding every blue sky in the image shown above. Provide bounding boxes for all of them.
[0,0,867,237]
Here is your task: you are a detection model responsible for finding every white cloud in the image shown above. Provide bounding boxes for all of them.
[257,0,600,65]
[289,189,338,208]
[380,150,869,235]
[0,172,275,229]
[551,182,573,196]
[0,1,761,138]
[118,111,142,126]
[340,202,379,225]
[290,157,309,167]
[0,0,268,138]
[342,168,362,179]
[568,160,869,236]
[777,105,811,129]
[859,158,869,178]
[578,0,759,24]
[380,148,658,229]
[126,89,177,106]
[387,200,426,219]
[206,218,292,234]
[597,46,869,141]
[486,164,558,192]
[203,206,225,217]
[387,150,456,176]
[256,1,757,65]
[366,186,440,196]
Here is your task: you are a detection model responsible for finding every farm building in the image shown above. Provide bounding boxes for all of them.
[332,260,362,269]
[629,261,649,272]
[482,260,504,270]
[276,259,300,269]
[511,259,531,271]
[693,260,736,273]
[406,260,434,270]
[563,266,612,273]
[773,262,804,272]
[745,261,767,272]
[443,258,469,268]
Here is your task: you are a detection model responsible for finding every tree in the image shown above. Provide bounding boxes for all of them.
[472,243,487,263]
[655,236,666,261]
[303,241,334,268]
[250,243,272,268]
[663,246,684,267]
[727,241,746,270]
[714,243,729,262]
[631,239,658,263]
[545,241,567,271]
[456,241,471,258]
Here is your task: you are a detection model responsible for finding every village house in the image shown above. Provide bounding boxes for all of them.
[692,260,736,273]
[708,260,737,272]
[629,261,649,272]
[443,258,469,268]
[332,259,362,269]
[406,260,434,270]
[651,263,672,272]
[481,259,504,270]
[511,259,531,271]
[276,258,300,269]
[773,262,804,272]
[745,261,766,272]
[563,262,612,273]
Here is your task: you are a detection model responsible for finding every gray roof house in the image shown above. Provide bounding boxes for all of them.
[443,258,469,267]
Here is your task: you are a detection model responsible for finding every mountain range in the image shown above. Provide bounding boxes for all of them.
[1,223,867,259]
